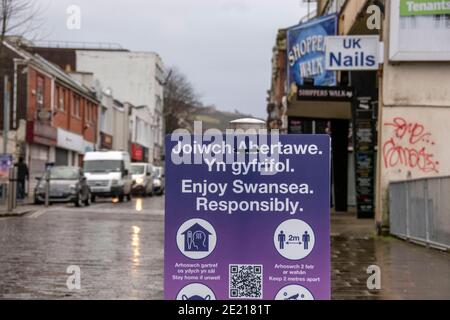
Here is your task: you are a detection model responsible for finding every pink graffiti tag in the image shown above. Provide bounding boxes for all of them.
[383,117,439,173]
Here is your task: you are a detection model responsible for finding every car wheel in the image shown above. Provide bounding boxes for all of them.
[127,193,132,201]
[91,195,96,203]
[118,194,125,202]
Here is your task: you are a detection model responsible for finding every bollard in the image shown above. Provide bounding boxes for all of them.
[45,170,50,208]
[13,167,17,209]
[0,182,6,206]
[7,167,17,212]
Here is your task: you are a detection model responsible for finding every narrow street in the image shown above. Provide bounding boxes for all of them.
[0,198,448,300]
[0,197,164,299]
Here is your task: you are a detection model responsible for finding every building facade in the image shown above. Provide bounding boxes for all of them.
[74,50,165,165]
[274,0,450,232]
[0,40,100,191]
[267,29,288,133]
[27,45,165,165]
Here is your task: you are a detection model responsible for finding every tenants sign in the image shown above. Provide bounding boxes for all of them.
[400,0,450,16]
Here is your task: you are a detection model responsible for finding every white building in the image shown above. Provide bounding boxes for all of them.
[74,50,165,164]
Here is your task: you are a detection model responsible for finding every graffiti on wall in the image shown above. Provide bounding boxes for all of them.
[383,117,439,173]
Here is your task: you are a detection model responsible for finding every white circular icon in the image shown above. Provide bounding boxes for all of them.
[177,219,217,260]
[176,283,216,301]
[274,219,315,260]
[275,284,314,300]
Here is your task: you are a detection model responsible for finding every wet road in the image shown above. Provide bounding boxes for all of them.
[0,196,164,299]
[0,200,448,299]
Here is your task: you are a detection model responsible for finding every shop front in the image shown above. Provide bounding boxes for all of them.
[26,121,57,178]
[56,128,84,167]
[131,143,144,162]
[287,85,354,212]
[100,132,113,150]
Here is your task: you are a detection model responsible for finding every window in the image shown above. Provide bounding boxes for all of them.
[55,86,59,111]
[85,101,89,122]
[56,86,65,111]
[72,95,80,118]
[60,88,65,111]
[86,102,92,122]
[36,75,44,109]
[100,106,107,132]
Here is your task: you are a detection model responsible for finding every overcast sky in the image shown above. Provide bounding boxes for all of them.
[39,0,309,118]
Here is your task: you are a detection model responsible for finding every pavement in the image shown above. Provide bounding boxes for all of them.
[0,201,37,218]
[331,212,450,300]
[0,198,448,300]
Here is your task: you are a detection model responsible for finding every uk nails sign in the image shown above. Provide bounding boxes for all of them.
[325,36,381,71]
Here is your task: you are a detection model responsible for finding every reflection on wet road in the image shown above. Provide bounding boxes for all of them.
[0,196,164,299]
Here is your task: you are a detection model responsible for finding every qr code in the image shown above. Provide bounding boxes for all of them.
[229,264,263,299]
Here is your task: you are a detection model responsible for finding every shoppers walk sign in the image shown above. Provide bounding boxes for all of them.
[165,133,331,300]
[400,0,450,16]
[325,36,381,71]
[287,14,337,87]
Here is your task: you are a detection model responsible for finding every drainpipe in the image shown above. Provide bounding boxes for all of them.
[12,59,26,131]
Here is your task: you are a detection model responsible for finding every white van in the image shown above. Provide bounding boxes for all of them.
[130,162,154,196]
[83,151,132,202]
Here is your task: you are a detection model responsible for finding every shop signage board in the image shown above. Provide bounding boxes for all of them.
[390,0,450,61]
[287,14,337,87]
[297,86,354,101]
[165,134,331,300]
[400,0,450,16]
[325,36,381,71]
[0,154,13,180]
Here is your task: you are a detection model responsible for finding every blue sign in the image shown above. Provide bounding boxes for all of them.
[0,154,13,179]
[165,134,331,300]
[287,14,337,87]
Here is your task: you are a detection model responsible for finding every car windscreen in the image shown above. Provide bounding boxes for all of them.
[49,167,79,180]
[130,165,145,175]
[84,160,124,173]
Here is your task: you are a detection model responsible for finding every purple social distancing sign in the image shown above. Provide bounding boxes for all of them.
[165,134,331,300]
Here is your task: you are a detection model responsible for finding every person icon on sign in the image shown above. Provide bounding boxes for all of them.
[278,231,286,250]
[302,231,310,250]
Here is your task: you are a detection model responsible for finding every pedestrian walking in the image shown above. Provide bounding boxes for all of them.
[16,157,29,200]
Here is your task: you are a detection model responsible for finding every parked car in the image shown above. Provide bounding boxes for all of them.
[83,151,133,202]
[131,163,154,197]
[34,166,91,207]
[152,166,165,195]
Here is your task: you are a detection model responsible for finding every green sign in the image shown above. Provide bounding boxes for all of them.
[400,0,450,16]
